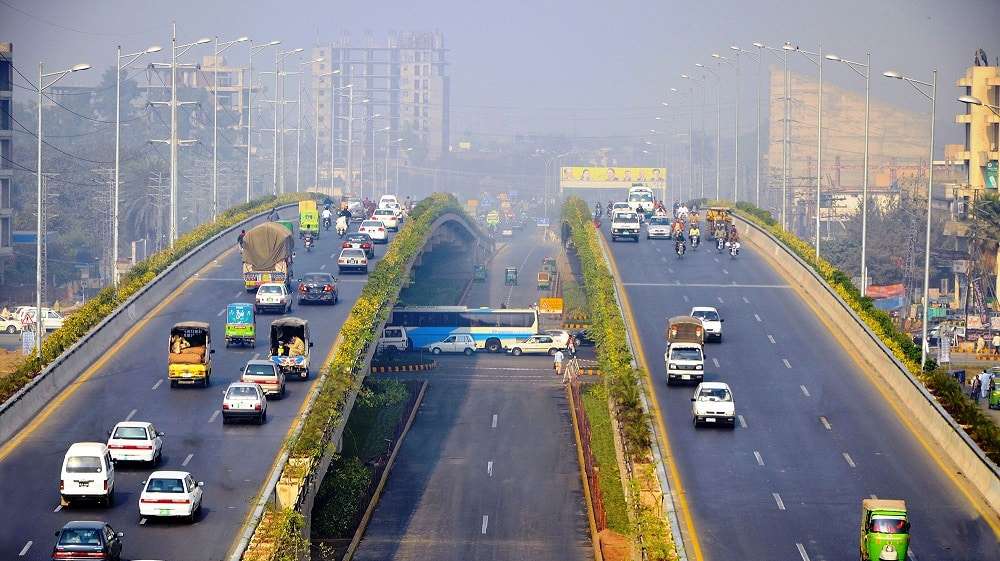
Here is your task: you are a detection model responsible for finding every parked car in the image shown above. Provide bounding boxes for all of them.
[358,220,388,243]
[343,232,375,258]
[691,382,736,428]
[60,442,115,507]
[543,329,572,348]
[376,326,410,353]
[106,422,163,465]
[372,208,400,231]
[255,283,292,314]
[337,248,369,274]
[572,329,595,347]
[51,521,123,561]
[138,470,204,523]
[507,334,562,356]
[240,360,286,398]
[0,314,21,334]
[14,306,65,331]
[297,273,338,305]
[428,334,477,355]
[221,382,267,425]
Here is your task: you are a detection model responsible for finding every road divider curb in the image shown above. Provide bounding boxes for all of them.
[370,361,438,373]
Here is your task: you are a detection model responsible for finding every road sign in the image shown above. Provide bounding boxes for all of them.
[539,297,563,315]
[938,335,950,364]
[21,330,35,355]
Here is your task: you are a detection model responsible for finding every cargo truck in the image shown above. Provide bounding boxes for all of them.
[242,222,294,291]
[664,315,705,385]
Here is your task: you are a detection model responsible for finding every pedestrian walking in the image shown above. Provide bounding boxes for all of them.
[567,337,576,358]
[981,369,993,400]
[237,229,246,251]
[553,349,565,381]
[992,333,1000,355]
[971,376,982,404]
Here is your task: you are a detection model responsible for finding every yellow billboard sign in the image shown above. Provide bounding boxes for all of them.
[538,297,564,315]
[560,166,666,189]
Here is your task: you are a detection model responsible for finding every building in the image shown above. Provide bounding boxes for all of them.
[0,43,14,280]
[311,32,450,193]
[955,64,999,197]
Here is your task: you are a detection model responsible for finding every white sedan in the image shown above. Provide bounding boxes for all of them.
[691,382,736,428]
[106,421,163,465]
[371,208,400,231]
[139,470,204,523]
[255,282,292,314]
[507,334,563,356]
[690,306,723,341]
[338,248,369,274]
[359,220,389,243]
[543,329,572,348]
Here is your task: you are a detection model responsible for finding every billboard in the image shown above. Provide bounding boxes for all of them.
[560,166,666,189]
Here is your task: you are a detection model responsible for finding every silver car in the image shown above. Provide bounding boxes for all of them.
[221,382,267,424]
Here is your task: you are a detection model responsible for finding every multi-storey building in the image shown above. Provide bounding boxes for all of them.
[312,32,449,193]
[955,64,999,196]
[0,43,14,280]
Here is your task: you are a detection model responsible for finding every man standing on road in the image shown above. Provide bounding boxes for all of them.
[992,333,1000,355]
[553,349,565,381]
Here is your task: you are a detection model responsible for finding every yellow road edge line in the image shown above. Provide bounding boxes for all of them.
[747,230,1000,537]
[0,246,238,462]
[567,382,604,561]
[599,233,705,561]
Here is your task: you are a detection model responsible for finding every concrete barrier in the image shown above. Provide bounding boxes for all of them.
[0,204,300,445]
[734,215,1000,515]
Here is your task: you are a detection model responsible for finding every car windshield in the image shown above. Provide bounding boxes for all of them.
[227,386,258,399]
[112,426,148,440]
[650,217,670,225]
[303,274,331,284]
[259,285,282,294]
[698,388,732,401]
[628,192,653,202]
[245,364,276,376]
[869,517,908,534]
[65,455,103,473]
[375,210,392,216]
[59,528,102,546]
[693,310,720,321]
[613,204,630,210]
[671,348,702,361]
[615,213,639,223]
[146,478,185,493]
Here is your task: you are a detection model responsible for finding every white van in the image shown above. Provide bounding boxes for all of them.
[60,442,116,507]
[376,326,410,353]
[378,195,399,209]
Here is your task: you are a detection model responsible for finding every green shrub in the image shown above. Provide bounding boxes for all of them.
[310,457,373,539]
[581,384,631,535]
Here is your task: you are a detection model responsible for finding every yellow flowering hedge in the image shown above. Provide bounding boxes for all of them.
[1,193,309,404]
[733,201,998,462]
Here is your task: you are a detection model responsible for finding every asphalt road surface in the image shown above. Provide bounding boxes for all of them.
[602,221,1000,561]
[0,218,385,561]
[354,228,591,561]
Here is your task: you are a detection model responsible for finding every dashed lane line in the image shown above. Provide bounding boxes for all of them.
[753,450,765,466]
[782,359,792,369]
[711,358,720,368]
[683,295,689,302]
[491,414,498,429]
[487,460,494,478]
[742,296,750,304]
[481,515,489,535]
[208,410,221,423]
[125,408,138,422]
[18,541,31,557]
[820,416,832,430]
[717,296,725,304]
[738,415,747,429]
[53,505,62,513]
[767,334,776,344]
[772,493,786,511]
[800,385,811,397]
[182,453,194,467]
[217,308,225,316]
[151,379,163,390]
[722,268,729,275]
[843,452,856,468]
[796,543,811,561]
[755,314,762,322]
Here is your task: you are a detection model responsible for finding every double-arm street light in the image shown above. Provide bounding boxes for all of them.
[385,136,405,194]
[314,69,341,190]
[114,44,160,286]
[713,52,741,203]
[755,41,791,228]
[372,125,390,199]
[37,61,91,348]
[245,40,280,203]
[784,41,825,258]
[268,48,303,195]
[958,94,1000,116]
[694,63,722,200]
[668,87,696,203]
[328,83,352,192]
[732,44,763,208]
[211,36,248,220]
[681,73,708,198]
[883,68,937,370]
[826,51,872,294]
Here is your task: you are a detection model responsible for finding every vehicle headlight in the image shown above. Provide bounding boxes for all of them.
[668,363,677,370]
[695,364,703,370]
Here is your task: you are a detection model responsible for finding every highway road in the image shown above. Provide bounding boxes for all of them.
[354,229,592,561]
[602,222,1000,561]
[0,216,387,561]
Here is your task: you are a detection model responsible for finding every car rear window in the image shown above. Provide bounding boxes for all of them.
[698,388,731,401]
[112,426,148,440]
[259,285,282,294]
[362,221,381,228]
[374,210,392,215]
[65,455,103,473]
[650,217,670,225]
[342,249,365,258]
[303,274,331,284]
[227,386,258,399]
[146,478,185,493]
[245,363,276,376]
[59,528,102,546]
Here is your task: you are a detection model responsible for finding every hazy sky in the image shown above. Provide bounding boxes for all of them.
[2,0,999,146]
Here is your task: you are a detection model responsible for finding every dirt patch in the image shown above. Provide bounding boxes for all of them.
[599,529,632,561]
[0,349,25,378]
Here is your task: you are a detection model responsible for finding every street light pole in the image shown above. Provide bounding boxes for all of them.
[315,70,340,192]
[884,68,937,370]
[246,40,280,203]
[114,44,160,286]
[734,45,762,207]
[714,52,740,202]
[37,60,90,349]
[696,63,721,200]
[785,42,824,258]
[212,36,248,220]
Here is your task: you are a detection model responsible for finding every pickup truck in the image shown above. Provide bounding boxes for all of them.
[665,315,705,385]
[611,211,641,242]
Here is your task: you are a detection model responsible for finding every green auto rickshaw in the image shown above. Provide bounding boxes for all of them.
[299,200,320,238]
[224,302,256,347]
[276,219,296,235]
[860,499,909,561]
[989,373,1000,410]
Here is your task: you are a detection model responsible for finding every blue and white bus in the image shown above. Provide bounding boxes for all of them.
[388,306,539,352]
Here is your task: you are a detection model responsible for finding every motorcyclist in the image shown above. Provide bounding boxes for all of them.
[335,215,349,237]
[607,201,614,215]
[321,207,333,231]
[594,202,603,217]
[713,223,726,240]
[689,224,701,248]
[303,233,315,252]
[674,229,686,256]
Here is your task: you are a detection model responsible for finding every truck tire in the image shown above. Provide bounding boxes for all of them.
[486,338,502,353]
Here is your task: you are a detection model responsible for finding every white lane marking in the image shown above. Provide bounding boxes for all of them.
[125,408,138,422]
[820,416,832,430]
[661,256,668,262]
[217,308,225,316]
[711,358,720,368]
[491,414,498,429]
[843,452,856,468]
[722,268,729,275]
[713,257,720,263]
[782,359,792,369]
[742,296,750,304]
[738,415,747,428]
[753,450,764,466]
[754,314,762,322]
[53,505,63,513]
[139,517,147,526]
[208,410,221,423]
[623,282,790,288]
[487,460,494,477]
[909,547,917,561]
[796,543,811,561]
[682,295,689,302]
[772,493,786,510]
[151,379,163,390]
[800,385,811,397]
[330,252,337,258]
[18,541,31,556]
[182,453,194,467]
[667,267,674,274]
[481,515,489,534]
[767,334,776,344]
[320,264,327,270]
[717,296,724,304]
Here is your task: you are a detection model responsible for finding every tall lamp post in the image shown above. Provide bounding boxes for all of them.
[245,40,280,203]
[695,63,721,201]
[784,42,825,258]
[270,48,303,195]
[314,69,340,191]
[681,73,708,198]
[37,61,91,349]
[713,52,740,202]
[328,83,351,193]
[668,88,695,203]
[732,45,762,207]
[884,68,937,370]
[826,51,871,293]
[114,44,160,286]
[385,136,405,194]
[211,36,248,220]
[755,41,791,228]
[372,125,390,198]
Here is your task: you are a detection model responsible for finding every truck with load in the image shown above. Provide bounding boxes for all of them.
[168,321,215,387]
[242,222,294,291]
[664,315,705,385]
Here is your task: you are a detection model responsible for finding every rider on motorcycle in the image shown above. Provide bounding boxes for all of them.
[321,207,333,230]
[594,202,603,217]
[689,224,701,248]
[674,229,686,255]
[303,233,315,251]
[335,215,349,237]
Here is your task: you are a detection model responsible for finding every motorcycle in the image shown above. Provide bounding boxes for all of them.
[675,240,686,258]
[304,236,315,253]
[323,216,332,231]
[729,241,740,258]
[716,237,725,253]
[336,219,348,238]
[690,235,700,250]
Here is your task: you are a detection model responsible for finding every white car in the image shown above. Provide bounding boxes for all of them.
[241,360,285,398]
[690,306,723,341]
[646,215,672,239]
[139,470,204,523]
[14,306,65,331]
[255,282,292,314]
[106,421,163,465]
[359,220,389,243]
[378,195,399,209]
[222,382,268,424]
[507,334,563,356]
[0,315,21,334]
[543,329,572,348]
[338,248,369,274]
[611,202,631,215]
[691,382,736,428]
[60,442,116,507]
[428,334,477,355]
[372,208,400,231]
